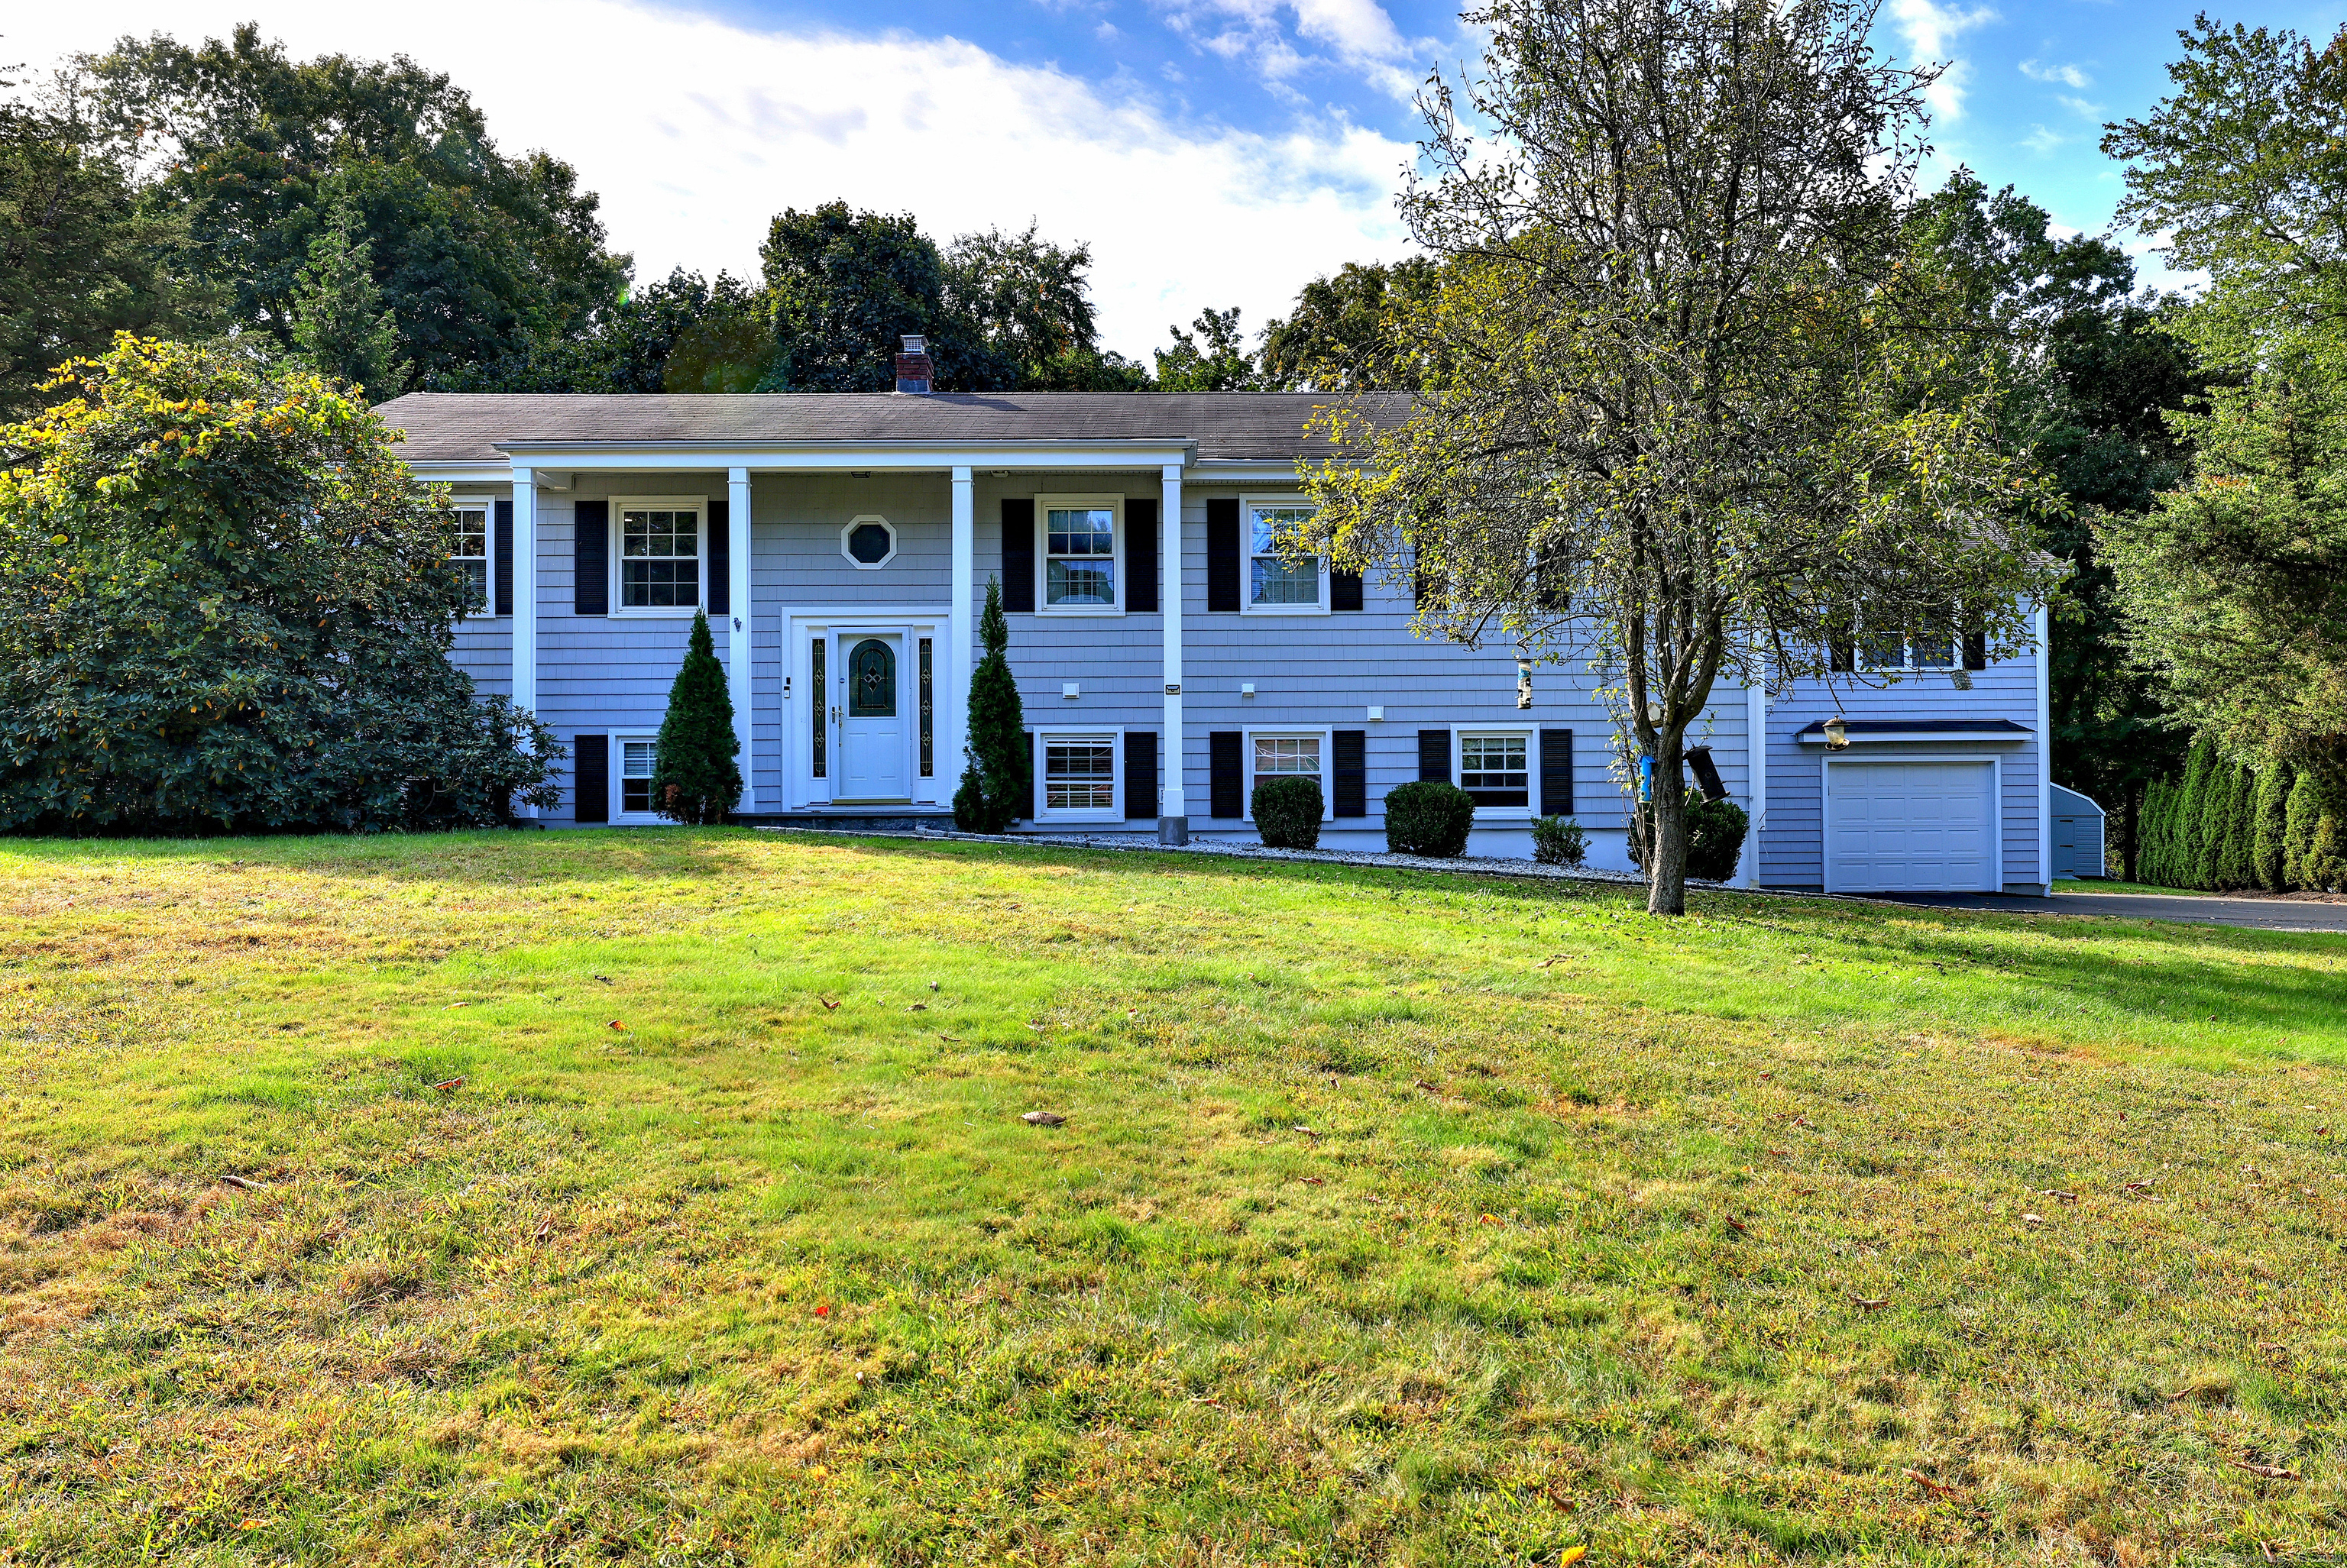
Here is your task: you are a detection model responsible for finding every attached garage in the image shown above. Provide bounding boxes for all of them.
[1824,758,1999,893]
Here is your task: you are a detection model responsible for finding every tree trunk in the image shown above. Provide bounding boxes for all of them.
[1647,733,1688,915]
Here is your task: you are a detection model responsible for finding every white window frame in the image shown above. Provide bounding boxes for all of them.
[1034,493,1125,616]
[1241,726,1335,822]
[1859,607,1963,673]
[840,515,897,571]
[614,733,664,824]
[451,496,494,617]
[609,494,708,618]
[1034,726,1125,823]
[1241,494,1330,616]
[1453,725,1537,819]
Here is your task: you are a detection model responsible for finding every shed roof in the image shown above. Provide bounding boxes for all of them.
[371,391,1407,465]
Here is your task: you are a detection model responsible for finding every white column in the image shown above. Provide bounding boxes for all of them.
[1159,463,1187,842]
[728,467,754,812]
[2034,599,2052,892]
[1743,658,1766,889]
[509,467,539,818]
[949,466,975,797]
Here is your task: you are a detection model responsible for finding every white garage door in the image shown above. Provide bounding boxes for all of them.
[1825,760,1999,893]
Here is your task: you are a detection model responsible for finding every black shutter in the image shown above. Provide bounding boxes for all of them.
[1417,729,1451,783]
[1209,731,1244,817]
[1127,498,1158,613]
[707,496,730,616]
[1125,729,1158,819]
[575,499,608,616]
[1539,729,1573,816]
[1206,498,1241,613]
[1333,729,1367,817]
[1330,567,1363,612]
[1963,629,1989,671]
[1830,638,1853,674]
[1027,730,1039,820]
[573,735,609,823]
[1002,499,1035,613]
[494,499,514,617]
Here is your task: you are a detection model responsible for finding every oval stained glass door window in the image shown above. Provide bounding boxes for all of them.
[847,639,897,716]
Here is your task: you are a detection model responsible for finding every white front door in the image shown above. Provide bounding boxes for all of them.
[1825,758,1999,892]
[836,634,908,800]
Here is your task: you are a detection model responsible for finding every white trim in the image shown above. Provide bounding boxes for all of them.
[782,608,953,811]
[949,468,973,806]
[1796,729,2030,746]
[1034,492,1126,616]
[1821,754,2002,894]
[510,470,537,757]
[449,496,496,619]
[2035,600,2052,890]
[1241,726,1335,822]
[491,441,1197,472]
[1452,724,1537,820]
[727,467,753,813]
[1744,665,1766,889]
[1034,726,1125,823]
[613,732,665,825]
[1239,493,1329,616]
[840,515,898,570]
[608,493,711,618]
[1160,464,1186,828]
[410,463,515,487]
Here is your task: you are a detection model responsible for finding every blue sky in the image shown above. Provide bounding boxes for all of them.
[21,1,2346,351]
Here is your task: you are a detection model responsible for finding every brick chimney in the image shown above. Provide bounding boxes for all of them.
[893,335,933,395]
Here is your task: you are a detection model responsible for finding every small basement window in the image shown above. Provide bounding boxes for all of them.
[1041,733,1118,816]
[620,739,657,816]
[1248,732,1327,820]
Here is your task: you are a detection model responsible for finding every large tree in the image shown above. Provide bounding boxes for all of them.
[74,24,627,389]
[1307,0,2061,914]
[2099,18,2347,784]
[1260,258,1448,391]
[0,335,559,832]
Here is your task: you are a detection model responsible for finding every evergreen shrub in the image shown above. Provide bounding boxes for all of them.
[650,610,742,824]
[2253,763,2294,891]
[953,577,1028,832]
[1251,776,1324,849]
[1384,781,1474,857]
[1530,815,1588,868]
[1632,790,1751,881]
[2216,763,2258,889]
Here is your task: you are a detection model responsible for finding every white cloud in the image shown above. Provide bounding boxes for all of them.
[2018,58,2090,89]
[2057,93,2105,119]
[2020,124,2064,154]
[1154,0,1430,102]
[1886,0,1997,121]
[11,0,1419,358]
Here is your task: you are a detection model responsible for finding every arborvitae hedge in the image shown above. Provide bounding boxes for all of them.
[2253,761,2294,891]
[2300,766,2347,891]
[2139,777,2174,887]
[2177,737,2218,891]
[2216,762,2258,890]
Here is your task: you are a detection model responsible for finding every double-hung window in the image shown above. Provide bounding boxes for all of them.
[451,503,490,613]
[1458,731,1531,808]
[1245,498,1325,612]
[614,497,704,613]
[620,739,658,817]
[1041,732,1119,817]
[1248,732,1326,818]
[1861,605,1959,672]
[1039,494,1120,611]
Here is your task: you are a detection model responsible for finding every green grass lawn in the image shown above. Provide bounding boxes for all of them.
[4,829,2346,1566]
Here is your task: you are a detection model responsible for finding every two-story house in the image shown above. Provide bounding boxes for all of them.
[377,357,2054,894]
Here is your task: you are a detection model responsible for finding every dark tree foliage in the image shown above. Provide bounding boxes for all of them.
[76,24,627,389]
[1154,307,1262,391]
[2253,759,2294,891]
[0,336,559,833]
[435,269,772,394]
[1902,170,2203,876]
[944,225,1151,390]
[953,577,1028,832]
[1260,258,1448,391]
[650,610,742,825]
[0,92,213,421]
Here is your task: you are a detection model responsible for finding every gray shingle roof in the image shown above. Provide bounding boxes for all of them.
[371,391,1408,465]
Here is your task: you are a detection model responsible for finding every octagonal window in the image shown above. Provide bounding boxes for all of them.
[843,519,895,568]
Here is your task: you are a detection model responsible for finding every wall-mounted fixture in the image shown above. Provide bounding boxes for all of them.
[1240,682,1257,697]
[992,470,1010,479]
[850,470,872,479]
[1366,705,1384,722]
[1062,681,1080,700]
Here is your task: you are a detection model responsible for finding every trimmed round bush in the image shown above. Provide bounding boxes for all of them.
[1251,774,1324,849]
[1384,780,1475,857]
[1530,814,1588,868]
[1632,790,1751,881]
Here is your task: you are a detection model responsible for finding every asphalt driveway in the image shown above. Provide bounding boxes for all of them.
[1872,888,2347,933]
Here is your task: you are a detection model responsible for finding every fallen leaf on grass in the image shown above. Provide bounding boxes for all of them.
[927,980,939,992]
[2044,1189,2079,1203]
[1849,1295,1889,1311]
[1767,1149,1789,1159]
[1298,1176,1326,1186]
[820,997,838,1012]
[1724,1215,1748,1234]
[607,1020,626,1031]
[2023,1213,2045,1226]
[1414,1079,1442,1092]
[219,1175,267,1192]
[908,1002,927,1012]
[2235,1460,2303,1481]
[1481,1212,1500,1225]
[594,975,613,984]
[1903,1467,1961,1498]
[430,1077,465,1093]
[1557,1547,1588,1567]
[442,1001,469,1010]
[1021,1111,1067,1127]
[1293,1125,1321,1138]
[2125,1179,2154,1194]
[937,1033,963,1043]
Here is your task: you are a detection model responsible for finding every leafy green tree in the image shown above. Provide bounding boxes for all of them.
[1308,0,2061,914]
[1154,307,1261,392]
[289,189,406,399]
[0,92,212,421]
[953,577,1028,832]
[439,268,773,394]
[944,224,1149,390]
[760,202,956,391]
[76,24,626,389]
[0,335,558,832]
[2253,760,2294,890]
[2099,18,2347,806]
[649,610,742,825]
[1260,258,1447,391]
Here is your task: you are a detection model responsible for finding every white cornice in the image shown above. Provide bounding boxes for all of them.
[484,439,1197,471]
